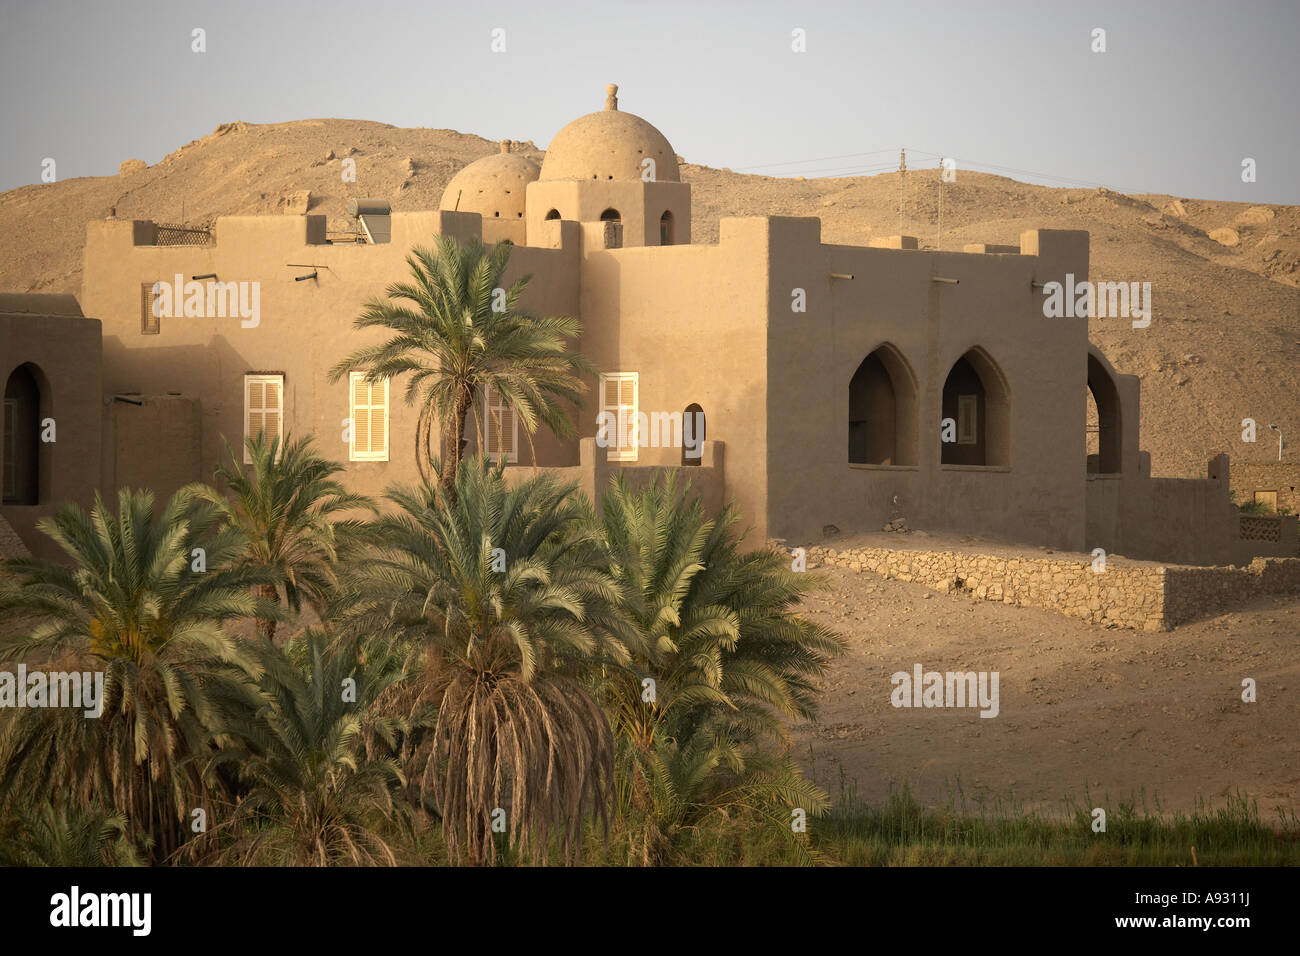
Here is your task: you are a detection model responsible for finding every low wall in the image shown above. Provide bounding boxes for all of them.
[804,543,1300,630]
[1164,558,1300,626]
[1232,514,1299,562]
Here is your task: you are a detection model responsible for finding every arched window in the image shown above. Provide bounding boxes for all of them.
[600,208,621,223]
[682,403,705,466]
[940,348,1010,466]
[3,364,44,505]
[848,344,918,465]
[545,209,561,221]
[660,210,674,245]
[1086,353,1122,474]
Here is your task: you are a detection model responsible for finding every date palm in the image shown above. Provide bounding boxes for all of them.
[327,234,594,501]
[0,488,271,860]
[185,432,373,642]
[0,803,144,867]
[589,473,844,862]
[336,459,629,865]
[202,629,409,866]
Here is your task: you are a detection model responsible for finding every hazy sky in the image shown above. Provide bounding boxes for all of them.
[2,0,1296,202]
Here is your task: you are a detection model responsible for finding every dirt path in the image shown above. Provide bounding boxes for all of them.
[789,561,1300,820]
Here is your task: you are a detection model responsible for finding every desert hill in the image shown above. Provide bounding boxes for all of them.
[0,118,1296,479]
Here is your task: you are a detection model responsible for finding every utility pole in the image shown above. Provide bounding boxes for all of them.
[936,161,943,250]
[898,148,907,236]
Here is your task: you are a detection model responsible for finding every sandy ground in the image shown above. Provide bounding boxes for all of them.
[789,556,1300,819]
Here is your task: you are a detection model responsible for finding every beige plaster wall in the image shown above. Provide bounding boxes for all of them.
[81,212,582,503]
[0,310,103,561]
[763,225,1091,550]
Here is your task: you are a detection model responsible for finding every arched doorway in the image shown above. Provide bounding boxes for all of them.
[848,344,918,465]
[682,403,704,465]
[3,364,43,505]
[660,211,674,245]
[940,348,1010,466]
[1086,353,1122,474]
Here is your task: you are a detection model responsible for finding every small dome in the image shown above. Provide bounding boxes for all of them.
[439,141,540,220]
[540,85,680,183]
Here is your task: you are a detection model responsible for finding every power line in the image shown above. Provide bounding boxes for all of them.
[721,145,1146,194]
[731,148,900,171]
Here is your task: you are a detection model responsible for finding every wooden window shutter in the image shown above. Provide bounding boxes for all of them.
[350,373,388,461]
[484,386,517,463]
[244,374,284,462]
[600,372,638,462]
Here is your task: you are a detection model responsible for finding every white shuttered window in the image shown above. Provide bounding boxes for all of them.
[484,386,518,464]
[349,373,389,461]
[244,374,284,462]
[600,372,638,462]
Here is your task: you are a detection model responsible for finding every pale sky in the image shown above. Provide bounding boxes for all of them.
[1,0,1296,203]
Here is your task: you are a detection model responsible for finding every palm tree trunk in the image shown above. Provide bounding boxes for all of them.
[256,583,279,642]
[440,388,474,503]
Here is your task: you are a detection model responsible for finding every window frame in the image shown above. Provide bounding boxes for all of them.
[243,373,285,463]
[956,393,978,445]
[141,282,161,334]
[348,372,389,462]
[484,385,519,465]
[600,372,639,462]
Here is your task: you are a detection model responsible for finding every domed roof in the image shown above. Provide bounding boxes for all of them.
[540,85,680,183]
[439,142,540,220]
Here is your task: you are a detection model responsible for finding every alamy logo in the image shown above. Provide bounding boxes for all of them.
[151,274,261,328]
[50,886,151,936]
[1041,273,1151,328]
[890,663,1000,718]
[0,665,103,718]
[596,409,706,459]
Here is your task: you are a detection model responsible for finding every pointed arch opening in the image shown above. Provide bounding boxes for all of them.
[1087,352,1122,474]
[940,347,1010,466]
[848,343,918,465]
[3,363,46,505]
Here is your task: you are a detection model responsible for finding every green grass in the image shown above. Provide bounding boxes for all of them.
[810,769,1300,866]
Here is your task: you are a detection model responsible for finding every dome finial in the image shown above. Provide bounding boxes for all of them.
[499,139,511,154]
[605,84,618,111]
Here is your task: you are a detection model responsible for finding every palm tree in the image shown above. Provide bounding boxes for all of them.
[202,630,409,866]
[0,488,271,860]
[589,473,844,863]
[185,432,374,642]
[335,459,629,865]
[0,803,144,867]
[326,234,595,500]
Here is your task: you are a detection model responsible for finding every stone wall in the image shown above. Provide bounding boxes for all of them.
[1164,558,1300,626]
[803,543,1300,630]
